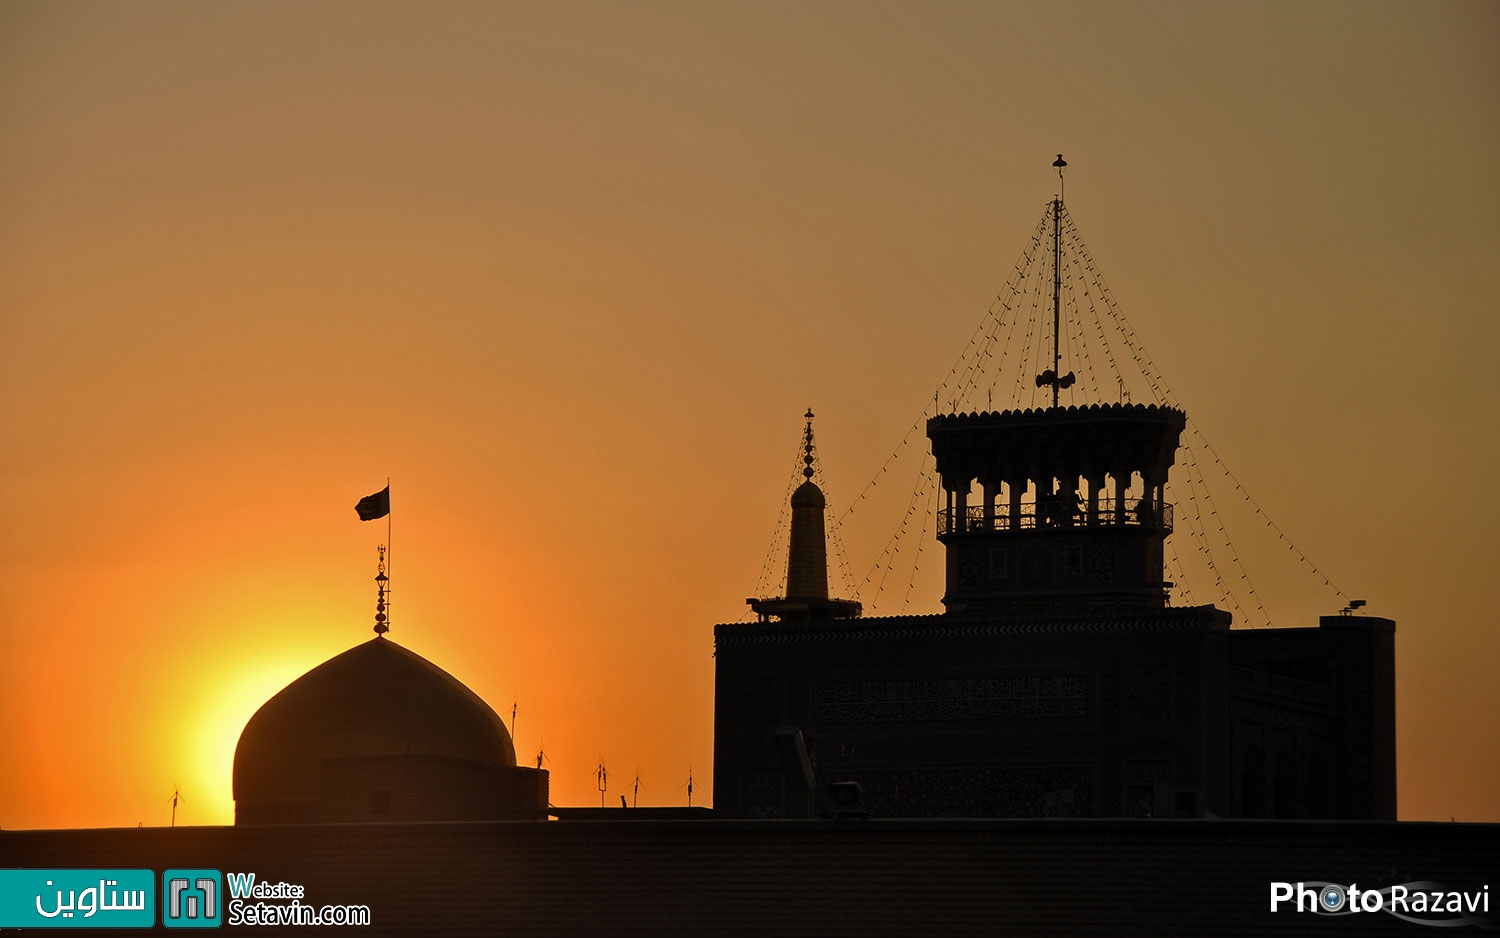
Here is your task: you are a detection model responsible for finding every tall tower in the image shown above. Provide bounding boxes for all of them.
[928,156,1186,615]
[749,411,861,622]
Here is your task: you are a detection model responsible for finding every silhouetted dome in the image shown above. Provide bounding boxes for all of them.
[790,480,825,509]
[233,637,516,807]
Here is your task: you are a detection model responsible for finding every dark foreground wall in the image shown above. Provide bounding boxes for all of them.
[3,819,1494,936]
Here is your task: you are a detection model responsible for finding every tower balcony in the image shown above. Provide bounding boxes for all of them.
[937,500,1173,539]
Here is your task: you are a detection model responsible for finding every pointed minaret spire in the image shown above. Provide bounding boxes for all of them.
[801,408,816,481]
[748,410,861,622]
[785,409,829,601]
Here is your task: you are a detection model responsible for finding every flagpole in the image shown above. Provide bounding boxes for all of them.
[386,476,392,634]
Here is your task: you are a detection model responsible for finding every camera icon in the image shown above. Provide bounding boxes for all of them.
[1319,884,1347,913]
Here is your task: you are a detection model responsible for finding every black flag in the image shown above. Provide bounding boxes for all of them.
[355,486,390,521]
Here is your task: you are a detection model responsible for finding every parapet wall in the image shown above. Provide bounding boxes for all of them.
[3,819,1492,936]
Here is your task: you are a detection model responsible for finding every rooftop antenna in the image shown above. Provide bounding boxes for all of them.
[167,783,184,828]
[1036,154,1076,407]
[510,698,517,739]
[685,767,695,808]
[596,759,608,808]
[631,770,643,809]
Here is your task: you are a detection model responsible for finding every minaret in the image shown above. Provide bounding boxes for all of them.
[749,410,861,622]
[785,411,829,601]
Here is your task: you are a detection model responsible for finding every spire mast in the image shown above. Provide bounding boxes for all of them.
[384,480,390,633]
[1052,154,1065,408]
[1035,154,1075,407]
[802,408,816,483]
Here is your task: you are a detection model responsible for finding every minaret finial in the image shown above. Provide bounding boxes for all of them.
[374,544,390,636]
[802,408,816,481]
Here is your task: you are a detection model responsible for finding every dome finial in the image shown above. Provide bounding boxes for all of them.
[374,544,390,636]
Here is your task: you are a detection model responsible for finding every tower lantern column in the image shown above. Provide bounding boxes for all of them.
[928,404,1185,612]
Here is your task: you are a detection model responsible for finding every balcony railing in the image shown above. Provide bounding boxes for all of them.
[937,500,1173,537]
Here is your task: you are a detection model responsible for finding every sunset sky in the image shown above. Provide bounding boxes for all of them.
[2,1,1496,828]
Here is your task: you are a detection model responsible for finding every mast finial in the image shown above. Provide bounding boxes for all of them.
[373,544,390,636]
[1053,153,1067,203]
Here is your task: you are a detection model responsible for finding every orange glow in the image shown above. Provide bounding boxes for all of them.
[2,2,1497,829]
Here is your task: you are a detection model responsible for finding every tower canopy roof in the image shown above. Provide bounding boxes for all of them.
[233,637,516,806]
[928,402,1185,488]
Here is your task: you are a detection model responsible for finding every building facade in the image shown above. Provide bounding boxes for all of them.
[715,405,1395,820]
